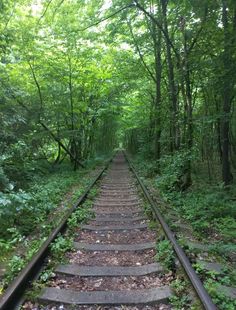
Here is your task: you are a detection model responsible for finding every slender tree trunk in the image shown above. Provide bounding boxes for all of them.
[160,0,179,152]
[184,42,193,187]
[53,142,61,165]
[152,22,162,162]
[25,63,84,168]
[214,96,223,162]
[68,56,77,169]
[221,0,233,185]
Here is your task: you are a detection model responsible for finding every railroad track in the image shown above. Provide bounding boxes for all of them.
[0,152,217,309]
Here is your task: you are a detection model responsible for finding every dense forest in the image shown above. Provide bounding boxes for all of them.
[1,0,236,184]
[0,0,236,307]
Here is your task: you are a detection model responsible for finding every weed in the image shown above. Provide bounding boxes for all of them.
[155,239,175,271]
[204,279,236,310]
[170,277,191,309]
[39,269,55,282]
[50,235,73,259]
[5,255,25,284]
[143,203,153,218]
[67,207,94,230]
[88,187,99,199]
[148,220,158,230]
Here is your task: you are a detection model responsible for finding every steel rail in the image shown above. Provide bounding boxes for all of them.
[124,152,217,310]
[0,156,114,310]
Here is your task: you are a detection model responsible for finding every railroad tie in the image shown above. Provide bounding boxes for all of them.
[38,153,172,307]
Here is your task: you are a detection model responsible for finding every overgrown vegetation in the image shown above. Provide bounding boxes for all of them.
[133,150,236,308]
[155,239,175,272]
[0,0,235,307]
[23,194,96,304]
[194,263,236,309]
[0,159,103,293]
[170,277,192,309]
[134,153,236,244]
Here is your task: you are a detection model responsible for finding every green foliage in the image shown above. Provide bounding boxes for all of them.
[0,190,32,236]
[193,259,236,309]
[170,278,191,309]
[210,243,236,257]
[0,167,86,239]
[213,217,236,241]
[0,163,95,289]
[143,202,153,219]
[67,207,94,230]
[0,165,10,191]
[156,150,195,191]
[3,237,45,286]
[171,186,236,241]
[204,279,236,310]
[5,255,25,283]
[155,239,175,271]
[88,187,99,199]
[148,220,158,230]
[38,269,55,284]
[50,235,73,259]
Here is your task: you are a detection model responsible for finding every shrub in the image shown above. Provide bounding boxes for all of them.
[155,239,175,271]
[156,150,195,191]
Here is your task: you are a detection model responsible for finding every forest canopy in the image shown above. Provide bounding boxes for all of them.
[0,0,236,189]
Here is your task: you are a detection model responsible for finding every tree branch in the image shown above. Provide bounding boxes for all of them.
[1,82,85,168]
[28,61,44,112]
[78,4,134,31]
[38,0,54,24]
[187,6,208,54]
[127,19,156,83]
[133,0,180,61]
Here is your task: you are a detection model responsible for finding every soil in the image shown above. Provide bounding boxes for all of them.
[66,249,156,266]
[75,230,156,244]
[22,302,171,310]
[48,272,173,291]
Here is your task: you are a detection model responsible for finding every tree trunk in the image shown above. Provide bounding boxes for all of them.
[160,0,179,152]
[221,0,233,185]
[152,20,162,162]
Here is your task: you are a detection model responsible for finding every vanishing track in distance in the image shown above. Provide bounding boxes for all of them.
[0,152,216,310]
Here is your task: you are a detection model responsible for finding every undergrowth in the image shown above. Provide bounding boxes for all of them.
[133,152,236,243]
[24,190,96,303]
[0,157,105,294]
[132,152,236,309]
[155,239,175,272]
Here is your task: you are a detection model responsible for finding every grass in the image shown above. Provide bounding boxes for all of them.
[0,156,107,294]
[23,188,98,305]
[130,153,236,309]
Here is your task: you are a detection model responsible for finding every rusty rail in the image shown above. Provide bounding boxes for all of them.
[0,156,113,310]
[124,152,217,310]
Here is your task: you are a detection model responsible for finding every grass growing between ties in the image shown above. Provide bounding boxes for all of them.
[170,277,192,309]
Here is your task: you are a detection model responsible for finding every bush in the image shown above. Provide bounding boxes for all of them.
[0,166,88,239]
[156,150,195,191]
[204,279,236,310]
[155,239,175,271]
[50,235,73,259]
